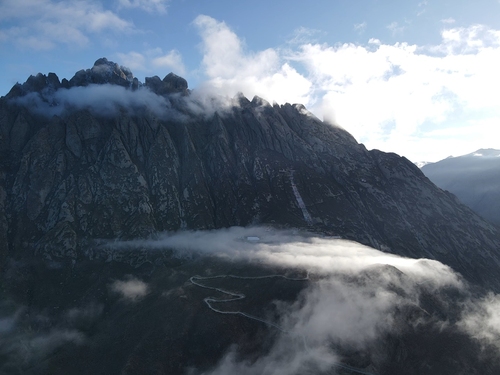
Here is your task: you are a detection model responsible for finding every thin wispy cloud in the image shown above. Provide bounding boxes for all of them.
[417,0,427,16]
[117,48,186,75]
[287,26,323,45]
[386,21,406,36]
[353,22,367,34]
[0,0,136,50]
[117,0,170,14]
[441,17,456,24]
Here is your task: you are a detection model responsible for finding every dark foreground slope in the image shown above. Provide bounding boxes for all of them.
[1,59,500,289]
[422,149,500,226]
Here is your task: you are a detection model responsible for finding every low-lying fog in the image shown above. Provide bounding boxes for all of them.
[115,226,500,374]
[2,226,500,374]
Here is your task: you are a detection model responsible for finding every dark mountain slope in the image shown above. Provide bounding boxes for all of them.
[1,58,500,291]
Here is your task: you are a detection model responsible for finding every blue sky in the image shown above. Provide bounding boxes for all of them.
[1,0,500,162]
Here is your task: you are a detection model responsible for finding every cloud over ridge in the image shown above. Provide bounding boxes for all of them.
[192,15,500,162]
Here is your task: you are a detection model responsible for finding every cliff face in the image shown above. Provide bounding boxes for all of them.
[1,58,500,289]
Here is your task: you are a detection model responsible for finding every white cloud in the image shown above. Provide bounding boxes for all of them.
[117,0,170,14]
[193,17,500,162]
[152,49,186,75]
[13,84,182,120]
[111,277,149,301]
[438,24,500,54]
[116,48,186,76]
[354,22,367,34]
[386,21,405,36]
[116,227,476,374]
[116,51,147,71]
[459,293,500,350]
[417,1,427,16]
[116,227,462,288]
[441,17,456,24]
[287,26,322,45]
[193,15,312,105]
[0,0,135,50]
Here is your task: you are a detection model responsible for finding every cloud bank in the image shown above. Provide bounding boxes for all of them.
[112,226,500,374]
[12,84,178,119]
[11,81,241,121]
[192,15,500,162]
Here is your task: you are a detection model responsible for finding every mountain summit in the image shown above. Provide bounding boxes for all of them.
[4,57,189,100]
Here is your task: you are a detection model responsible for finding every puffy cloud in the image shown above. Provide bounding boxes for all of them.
[459,293,500,350]
[193,16,500,162]
[0,0,135,50]
[117,0,170,14]
[111,277,149,301]
[152,49,186,75]
[193,15,312,106]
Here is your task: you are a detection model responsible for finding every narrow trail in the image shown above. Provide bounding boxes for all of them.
[189,273,379,375]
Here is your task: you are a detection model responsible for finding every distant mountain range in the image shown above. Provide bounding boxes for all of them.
[421,149,500,226]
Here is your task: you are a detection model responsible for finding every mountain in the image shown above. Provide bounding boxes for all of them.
[2,58,500,374]
[421,149,500,226]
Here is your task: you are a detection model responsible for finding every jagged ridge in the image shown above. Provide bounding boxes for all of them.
[4,57,188,99]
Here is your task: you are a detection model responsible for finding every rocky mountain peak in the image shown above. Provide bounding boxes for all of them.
[144,72,188,95]
[5,72,62,99]
[4,57,190,101]
[67,57,137,89]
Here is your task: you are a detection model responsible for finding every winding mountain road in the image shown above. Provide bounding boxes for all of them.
[189,273,378,375]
